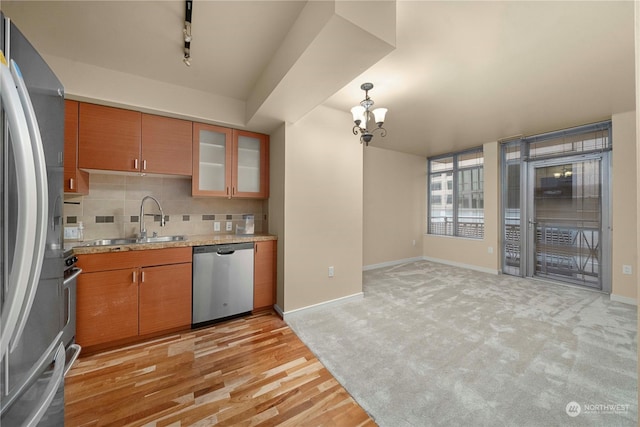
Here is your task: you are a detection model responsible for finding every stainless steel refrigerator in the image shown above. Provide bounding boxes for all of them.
[1,12,68,426]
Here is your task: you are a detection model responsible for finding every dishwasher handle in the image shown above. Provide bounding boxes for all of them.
[217,248,235,255]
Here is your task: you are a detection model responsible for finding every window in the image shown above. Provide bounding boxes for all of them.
[428,148,484,238]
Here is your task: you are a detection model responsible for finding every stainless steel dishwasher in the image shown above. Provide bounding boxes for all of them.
[192,242,254,326]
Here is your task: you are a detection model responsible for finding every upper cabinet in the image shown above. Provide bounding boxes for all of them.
[78,103,192,176]
[193,123,269,199]
[192,123,233,197]
[141,114,192,176]
[79,103,141,173]
[233,130,269,199]
[74,102,267,197]
[64,100,89,194]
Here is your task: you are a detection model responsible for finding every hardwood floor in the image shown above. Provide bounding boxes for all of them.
[65,311,376,426]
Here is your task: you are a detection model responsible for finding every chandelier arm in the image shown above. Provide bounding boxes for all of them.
[369,126,387,137]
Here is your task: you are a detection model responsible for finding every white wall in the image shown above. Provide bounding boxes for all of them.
[45,55,247,129]
[363,147,425,267]
[268,124,286,309]
[611,111,638,302]
[278,105,364,312]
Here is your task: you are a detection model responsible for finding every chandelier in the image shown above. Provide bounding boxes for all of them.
[351,83,388,146]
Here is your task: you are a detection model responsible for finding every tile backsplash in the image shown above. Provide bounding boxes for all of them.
[63,174,268,241]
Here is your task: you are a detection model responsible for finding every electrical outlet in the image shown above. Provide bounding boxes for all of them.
[328,266,334,278]
[488,246,494,254]
[64,226,79,239]
[622,265,632,275]
[412,240,416,246]
[226,221,233,231]
[214,221,221,232]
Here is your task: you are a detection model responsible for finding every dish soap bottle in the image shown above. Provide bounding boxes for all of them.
[77,221,84,242]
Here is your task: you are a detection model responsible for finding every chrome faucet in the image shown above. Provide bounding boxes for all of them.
[139,195,165,240]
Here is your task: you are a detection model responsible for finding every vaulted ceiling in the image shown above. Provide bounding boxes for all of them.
[3,1,635,157]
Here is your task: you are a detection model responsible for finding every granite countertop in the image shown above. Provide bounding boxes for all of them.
[68,233,277,255]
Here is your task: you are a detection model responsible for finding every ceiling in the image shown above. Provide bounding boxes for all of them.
[2,1,635,157]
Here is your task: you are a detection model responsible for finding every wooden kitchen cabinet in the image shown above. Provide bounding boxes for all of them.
[76,247,192,349]
[76,268,139,347]
[141,114,192,176]
[78,103,192,176]
[63,100,89,194]
[233,130,269,198]
[192,123,269,198]
[78,103,142,173]
[192,123,232,197]
[139,263,192,335]
[253,240,276,311]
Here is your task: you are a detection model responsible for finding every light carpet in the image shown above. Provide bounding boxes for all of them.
[286,260,637,427]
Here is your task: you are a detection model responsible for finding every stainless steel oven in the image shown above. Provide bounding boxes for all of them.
[62,250,81,375]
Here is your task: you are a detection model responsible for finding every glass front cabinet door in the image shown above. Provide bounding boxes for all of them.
[192,123,269,199]
[192,123,233,197]
[233,130,269,198]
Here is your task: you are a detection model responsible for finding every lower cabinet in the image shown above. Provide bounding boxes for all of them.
[76,247,192,348]
[253,240,276,311]
[76,241,277,349]
[76,268,139,346]
[139,263,192,335]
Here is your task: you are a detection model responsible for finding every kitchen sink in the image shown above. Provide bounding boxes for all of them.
[82,238,139,246]
[80,235,186,247]
[138,235,187,244]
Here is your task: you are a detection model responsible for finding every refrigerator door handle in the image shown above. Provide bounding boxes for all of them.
[22,343,65,427]
[0,56,38,358]
[63,343,82,377]
[8,59,49,351]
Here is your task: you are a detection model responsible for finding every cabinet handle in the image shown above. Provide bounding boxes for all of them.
[134,158,139,170]
[226,187,231,199]
[69,178,75,190]
[132,270,137,283]
[143,160,147,171]
[141,271,145,283]
[232,187,236,195]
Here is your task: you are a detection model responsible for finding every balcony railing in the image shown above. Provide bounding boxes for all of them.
[429,216,484,239]
[503,221,600,287]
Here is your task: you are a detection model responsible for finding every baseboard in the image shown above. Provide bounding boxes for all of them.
[363,257,425,271]
[422,256,500,275]
[610,294,637,306]
[273,303,284,318]
[281,292,364,321]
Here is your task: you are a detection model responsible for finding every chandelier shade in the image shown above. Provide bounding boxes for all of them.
[350,106,366,127]
[372,108,387,125]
